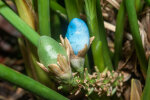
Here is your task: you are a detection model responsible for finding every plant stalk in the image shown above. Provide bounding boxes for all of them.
[38,0,51,36]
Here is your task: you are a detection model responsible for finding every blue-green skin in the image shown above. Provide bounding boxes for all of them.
[65,18,90,55]
[38,36,67,68]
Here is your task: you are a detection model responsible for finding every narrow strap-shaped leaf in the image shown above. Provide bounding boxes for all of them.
[125,0,147,78]
[85,0,113,71]
[113,1,126,69]
[0,64,68,100]
[96,0,113,70]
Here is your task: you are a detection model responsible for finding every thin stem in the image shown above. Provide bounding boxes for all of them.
[0,1,40,47]
[113,1,126,69]
[38,0,51,36]
[125,0,147,78]
[0,64,68,100]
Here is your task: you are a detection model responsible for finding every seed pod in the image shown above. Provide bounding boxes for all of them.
[38,36,67,68]
[37,36,72,82]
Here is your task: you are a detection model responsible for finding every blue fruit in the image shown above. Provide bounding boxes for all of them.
[65,18,90,55]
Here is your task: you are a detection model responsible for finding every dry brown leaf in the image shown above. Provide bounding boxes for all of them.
[130,79,142,100]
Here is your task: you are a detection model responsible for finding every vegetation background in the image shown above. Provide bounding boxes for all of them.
[0,0,150,100]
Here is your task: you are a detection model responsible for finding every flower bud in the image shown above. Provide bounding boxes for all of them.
[60,18,94,74]
[65,18,90,55]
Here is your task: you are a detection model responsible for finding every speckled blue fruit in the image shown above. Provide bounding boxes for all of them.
[65,18,90,55]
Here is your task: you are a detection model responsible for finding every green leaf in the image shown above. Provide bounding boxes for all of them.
[125,0,148,78]
[84,0,113,71]
[93,41,105,72]
[113,1,126,69]
[65,0,80,21]
[15,0,55,88]
[0,64,68,100]
[96,0,113,70]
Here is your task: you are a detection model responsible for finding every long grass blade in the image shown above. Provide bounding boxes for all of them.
[0,64,68,100]
[113,1,126,69]
[96,0,113,70]
[125,0,148,78]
